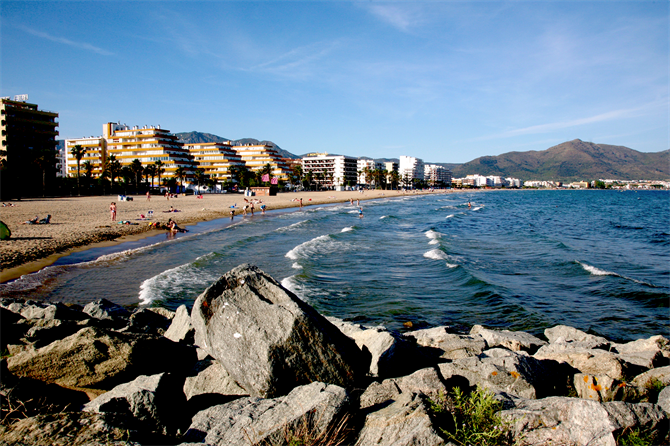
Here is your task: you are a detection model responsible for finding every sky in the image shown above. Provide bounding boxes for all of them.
[1,1,667,163]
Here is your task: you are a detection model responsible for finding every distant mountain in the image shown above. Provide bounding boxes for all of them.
[447,139,669,181]
[174,131,299,159]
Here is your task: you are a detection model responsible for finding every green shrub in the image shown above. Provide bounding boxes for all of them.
[617,427,655,446]
[428,386,516,446]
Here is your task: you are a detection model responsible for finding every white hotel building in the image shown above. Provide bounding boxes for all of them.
[302,153,358,189]
[399,156,424,188]
[424,164,452,186]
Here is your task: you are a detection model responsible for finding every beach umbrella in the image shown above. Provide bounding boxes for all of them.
[0,221,11,240]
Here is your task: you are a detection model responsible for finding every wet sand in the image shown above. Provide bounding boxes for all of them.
[1,189,449,281]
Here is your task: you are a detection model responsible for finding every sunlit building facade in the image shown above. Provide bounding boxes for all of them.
[185,142,245,183]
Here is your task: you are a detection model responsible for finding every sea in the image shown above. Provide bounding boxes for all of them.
[1,189,668,342]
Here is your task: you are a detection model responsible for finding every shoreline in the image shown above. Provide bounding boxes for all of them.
[0,189,453,282]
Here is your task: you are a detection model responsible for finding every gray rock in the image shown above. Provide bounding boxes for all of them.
[190,264,368,398]
[544,325,610,350]
[355,392,445,446]
[7,326,196,391]
[0,412,141,446]
[164,304,194,343]
[534,345,630,380]
[146,306,175,320]
[3,301,85,321]
[574,373,631,402]
[612,335,670,369]
[23,318,91,347]
[470,324,547,354]
[184,358,247,400]
[184,382,350,446]
[83,298,131,323]
[327,317,417,378]
[124,308,172,335]
[501,397,668,446]
[404,326,486,360]
[84,372,187,435]
[658,386,670,414]
[632,366,670,389]
[360,367,448,410]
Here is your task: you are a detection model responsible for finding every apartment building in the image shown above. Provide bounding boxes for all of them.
[399,156,424,187]
[64,136,106,178]
[357,158,383,185]
[424,164,452,186]
[1,96,59,197]
[234,144,290,181]
[185,142,245,183]
[302,153,358,188]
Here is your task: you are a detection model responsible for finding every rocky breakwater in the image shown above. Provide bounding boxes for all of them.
[0,264,668,446]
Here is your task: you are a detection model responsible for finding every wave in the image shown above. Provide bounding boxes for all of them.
[472,206,483,211]
[445,214,455,219]
[285,234,351,262]
[576,261,657,287]
[275,220,309,232]
[446,262,458,268]
[341,226,354,233]
[138,252,218,305]
[424,249,448,260]
[280,275,310,302]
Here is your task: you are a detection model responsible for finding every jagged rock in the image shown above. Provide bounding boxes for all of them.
[574,373,632,402]
[23,318,92,347]
[83,298,131,324]
[470,325,547,354]
[2,300,85,321]
[84,373,187,435]
[360,367,448,410]
[123,308,172,335]
[438,348,561,399]
[631,366,670,389]
[544,325,610,350]
[501,397,668,446]
[146,307,175,320]
[183,382,349,446]
[183,358,247,400]
[190,264,368,398]
[404,326,486,361]
[0,412,142,446]
[327,317,417,378]
[355,392,444,446]
[658,386,670,414]
[6,326,196,392]
[164,304,195,343]
[611,335,670,369]
[534,345,630,380]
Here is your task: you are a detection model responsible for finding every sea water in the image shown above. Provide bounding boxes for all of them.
[1,190,668,342]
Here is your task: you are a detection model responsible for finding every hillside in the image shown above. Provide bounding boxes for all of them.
[448,140,669,181]
[173,132,299,160]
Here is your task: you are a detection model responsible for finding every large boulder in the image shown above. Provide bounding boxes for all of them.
[658,386,670,414]
[404,326,486,361]
[544,325,610,350]
[183,382,350,446]
[327,317,417,378]
[83,299,131,326]
[164,304,195,343]
[501,397,668,446]
[470,325,547,354]
[360,367,448,410]
[573,373,632,402]
[183,358,247,400]
[190,264,368,398]
[611,335,670,369]
[6,326,196,393]
[534,345,630,381]
[84,372,187,436]
[2,300,86,322]
[355,392,445,446]
[123,308,172,335]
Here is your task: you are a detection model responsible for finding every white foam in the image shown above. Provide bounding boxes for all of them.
[472,206,483,211]
[341,226,354,233]
[380,215,389,219]
[423,249,448,260]
[577,261,655,287]
[138,252,217,305]
[426,230,441,245]
[280,275,310,302]
[275,220,308,232]
[285,234,349,261]
[446,214,455,219]
[292,262,303,270]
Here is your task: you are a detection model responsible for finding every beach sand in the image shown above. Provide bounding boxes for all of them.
[1,189,448,281]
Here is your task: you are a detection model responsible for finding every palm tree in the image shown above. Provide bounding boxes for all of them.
[34,148,56,197]
[154,160,165,191]
[105,155,122,192]
[304,171,314,191]
[130,159,144,192]
[82,160,94,193]
[144,164,157,190]
[194,168,207,193]
[174,166,187,193]
[70,144,87,196]
[120,166,133,194]
[389,170,400,190]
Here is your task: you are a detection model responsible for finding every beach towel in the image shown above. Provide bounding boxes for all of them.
[0,221,11,240]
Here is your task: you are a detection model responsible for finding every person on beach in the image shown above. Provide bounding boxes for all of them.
[242,204,248,216]
[110,202,117,221]
[468,201,472,208]
[350,198,353,205]
[21,216,39,225]
[261,204,266,214]
[167,218,187,233]
[230,209,235,219]
[358,207,364,218]
[356,199,360,206]
[146,191,151,201]
[299,198,303,209]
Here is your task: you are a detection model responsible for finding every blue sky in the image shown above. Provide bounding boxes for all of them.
[1,1,667,163]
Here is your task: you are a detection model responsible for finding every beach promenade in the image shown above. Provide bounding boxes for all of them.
[0,189,448,281]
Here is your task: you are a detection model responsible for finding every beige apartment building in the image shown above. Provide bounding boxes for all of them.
[234,144,291,181]
[185,142,245,183]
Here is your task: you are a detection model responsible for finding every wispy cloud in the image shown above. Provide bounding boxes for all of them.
[17,25,114,56]
[244,40,341,80]
[365,4,417,33]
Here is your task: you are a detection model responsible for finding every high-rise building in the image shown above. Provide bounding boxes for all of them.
[64,136,106,178]
[424,164,452,186]
[184,142,245,184]
[302,153,358,189]
[234,144,291,181]
[356,158,383,185]
[398,156,424,188]
[1,96,59,198]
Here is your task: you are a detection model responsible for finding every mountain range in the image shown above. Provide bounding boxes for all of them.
[174,132,298,160]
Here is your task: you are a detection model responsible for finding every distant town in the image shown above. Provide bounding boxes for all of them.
[1,96,668,200]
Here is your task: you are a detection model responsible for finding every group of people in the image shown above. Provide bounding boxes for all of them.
[229,200,267,219]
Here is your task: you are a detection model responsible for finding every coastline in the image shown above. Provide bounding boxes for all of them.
[0,189,452,282]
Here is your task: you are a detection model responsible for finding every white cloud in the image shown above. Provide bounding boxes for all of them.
[17,25,114,56]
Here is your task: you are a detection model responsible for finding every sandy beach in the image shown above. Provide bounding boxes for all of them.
[0,189,449,282]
